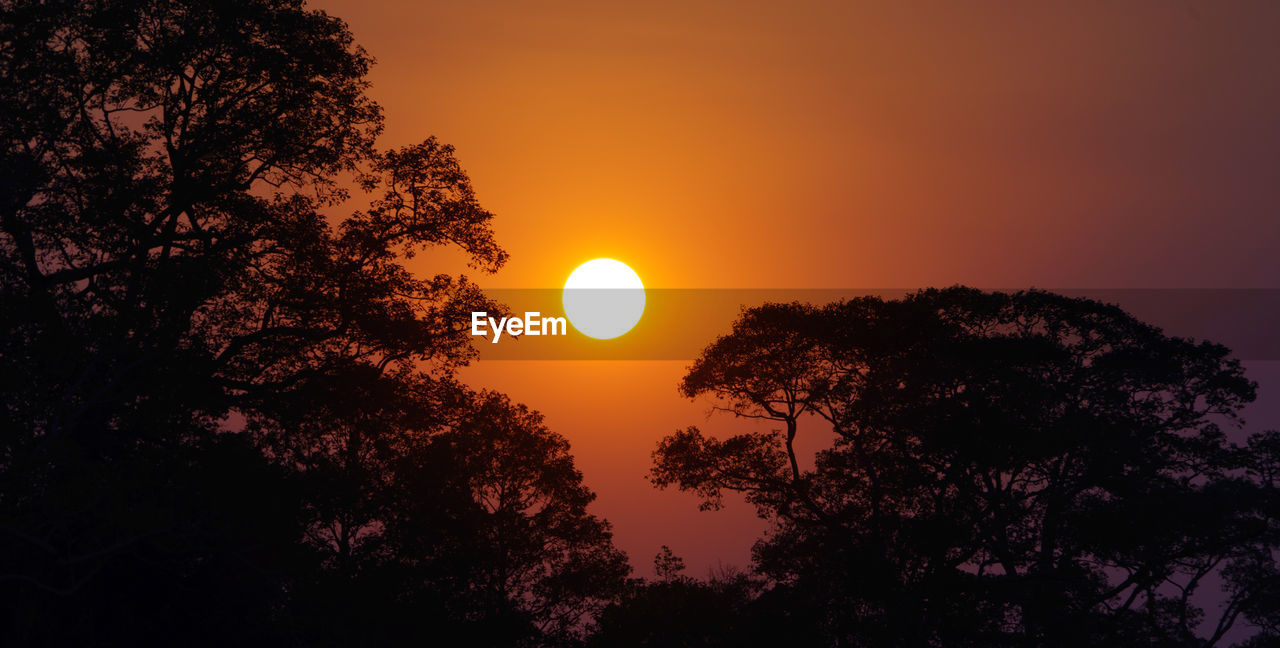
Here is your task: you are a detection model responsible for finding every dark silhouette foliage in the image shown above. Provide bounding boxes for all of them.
[652,289,1280,647]
[0,0,624,645]
[591,550,776,648]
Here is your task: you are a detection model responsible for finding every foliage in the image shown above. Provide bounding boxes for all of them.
[653,288,1278,646]
[590,549,772,648]
[0,0,625,644]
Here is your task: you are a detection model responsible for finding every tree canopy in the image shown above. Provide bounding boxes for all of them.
[653,288,1280,646]
[0,1,624,644]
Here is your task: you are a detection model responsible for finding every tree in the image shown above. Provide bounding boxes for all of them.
[407,393,630,644]
[1,4,382,638]
[590,550,771,648]
[679,303,832,482]
[265,386,629,647]
[0,0,625,643]
[655,545,687,582]
[653,288,1275,646]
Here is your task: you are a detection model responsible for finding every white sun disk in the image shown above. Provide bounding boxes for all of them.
[562,259,645,339]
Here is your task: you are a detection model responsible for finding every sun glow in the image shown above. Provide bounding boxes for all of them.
[562,258,645,339]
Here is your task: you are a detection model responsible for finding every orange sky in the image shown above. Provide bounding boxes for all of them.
[313,0,1280,575]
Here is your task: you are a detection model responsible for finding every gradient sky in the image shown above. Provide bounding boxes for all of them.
[314,0,1280,575]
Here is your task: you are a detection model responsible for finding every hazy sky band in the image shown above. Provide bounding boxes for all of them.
[473,288,1280,360]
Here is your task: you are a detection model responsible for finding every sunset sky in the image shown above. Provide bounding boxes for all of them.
[313,0,1280,575]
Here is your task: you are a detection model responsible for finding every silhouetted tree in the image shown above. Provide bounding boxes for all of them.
[256,383,628,647]
[653,288,1277,646]
[678,303,831,483]
[0,0,625,644]
[590,549,774,648]
[1229,430,1280,643]
[414,393,630,644]
[654,546,687,581]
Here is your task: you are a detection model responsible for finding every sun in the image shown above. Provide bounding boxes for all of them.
[562,258,645,339]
